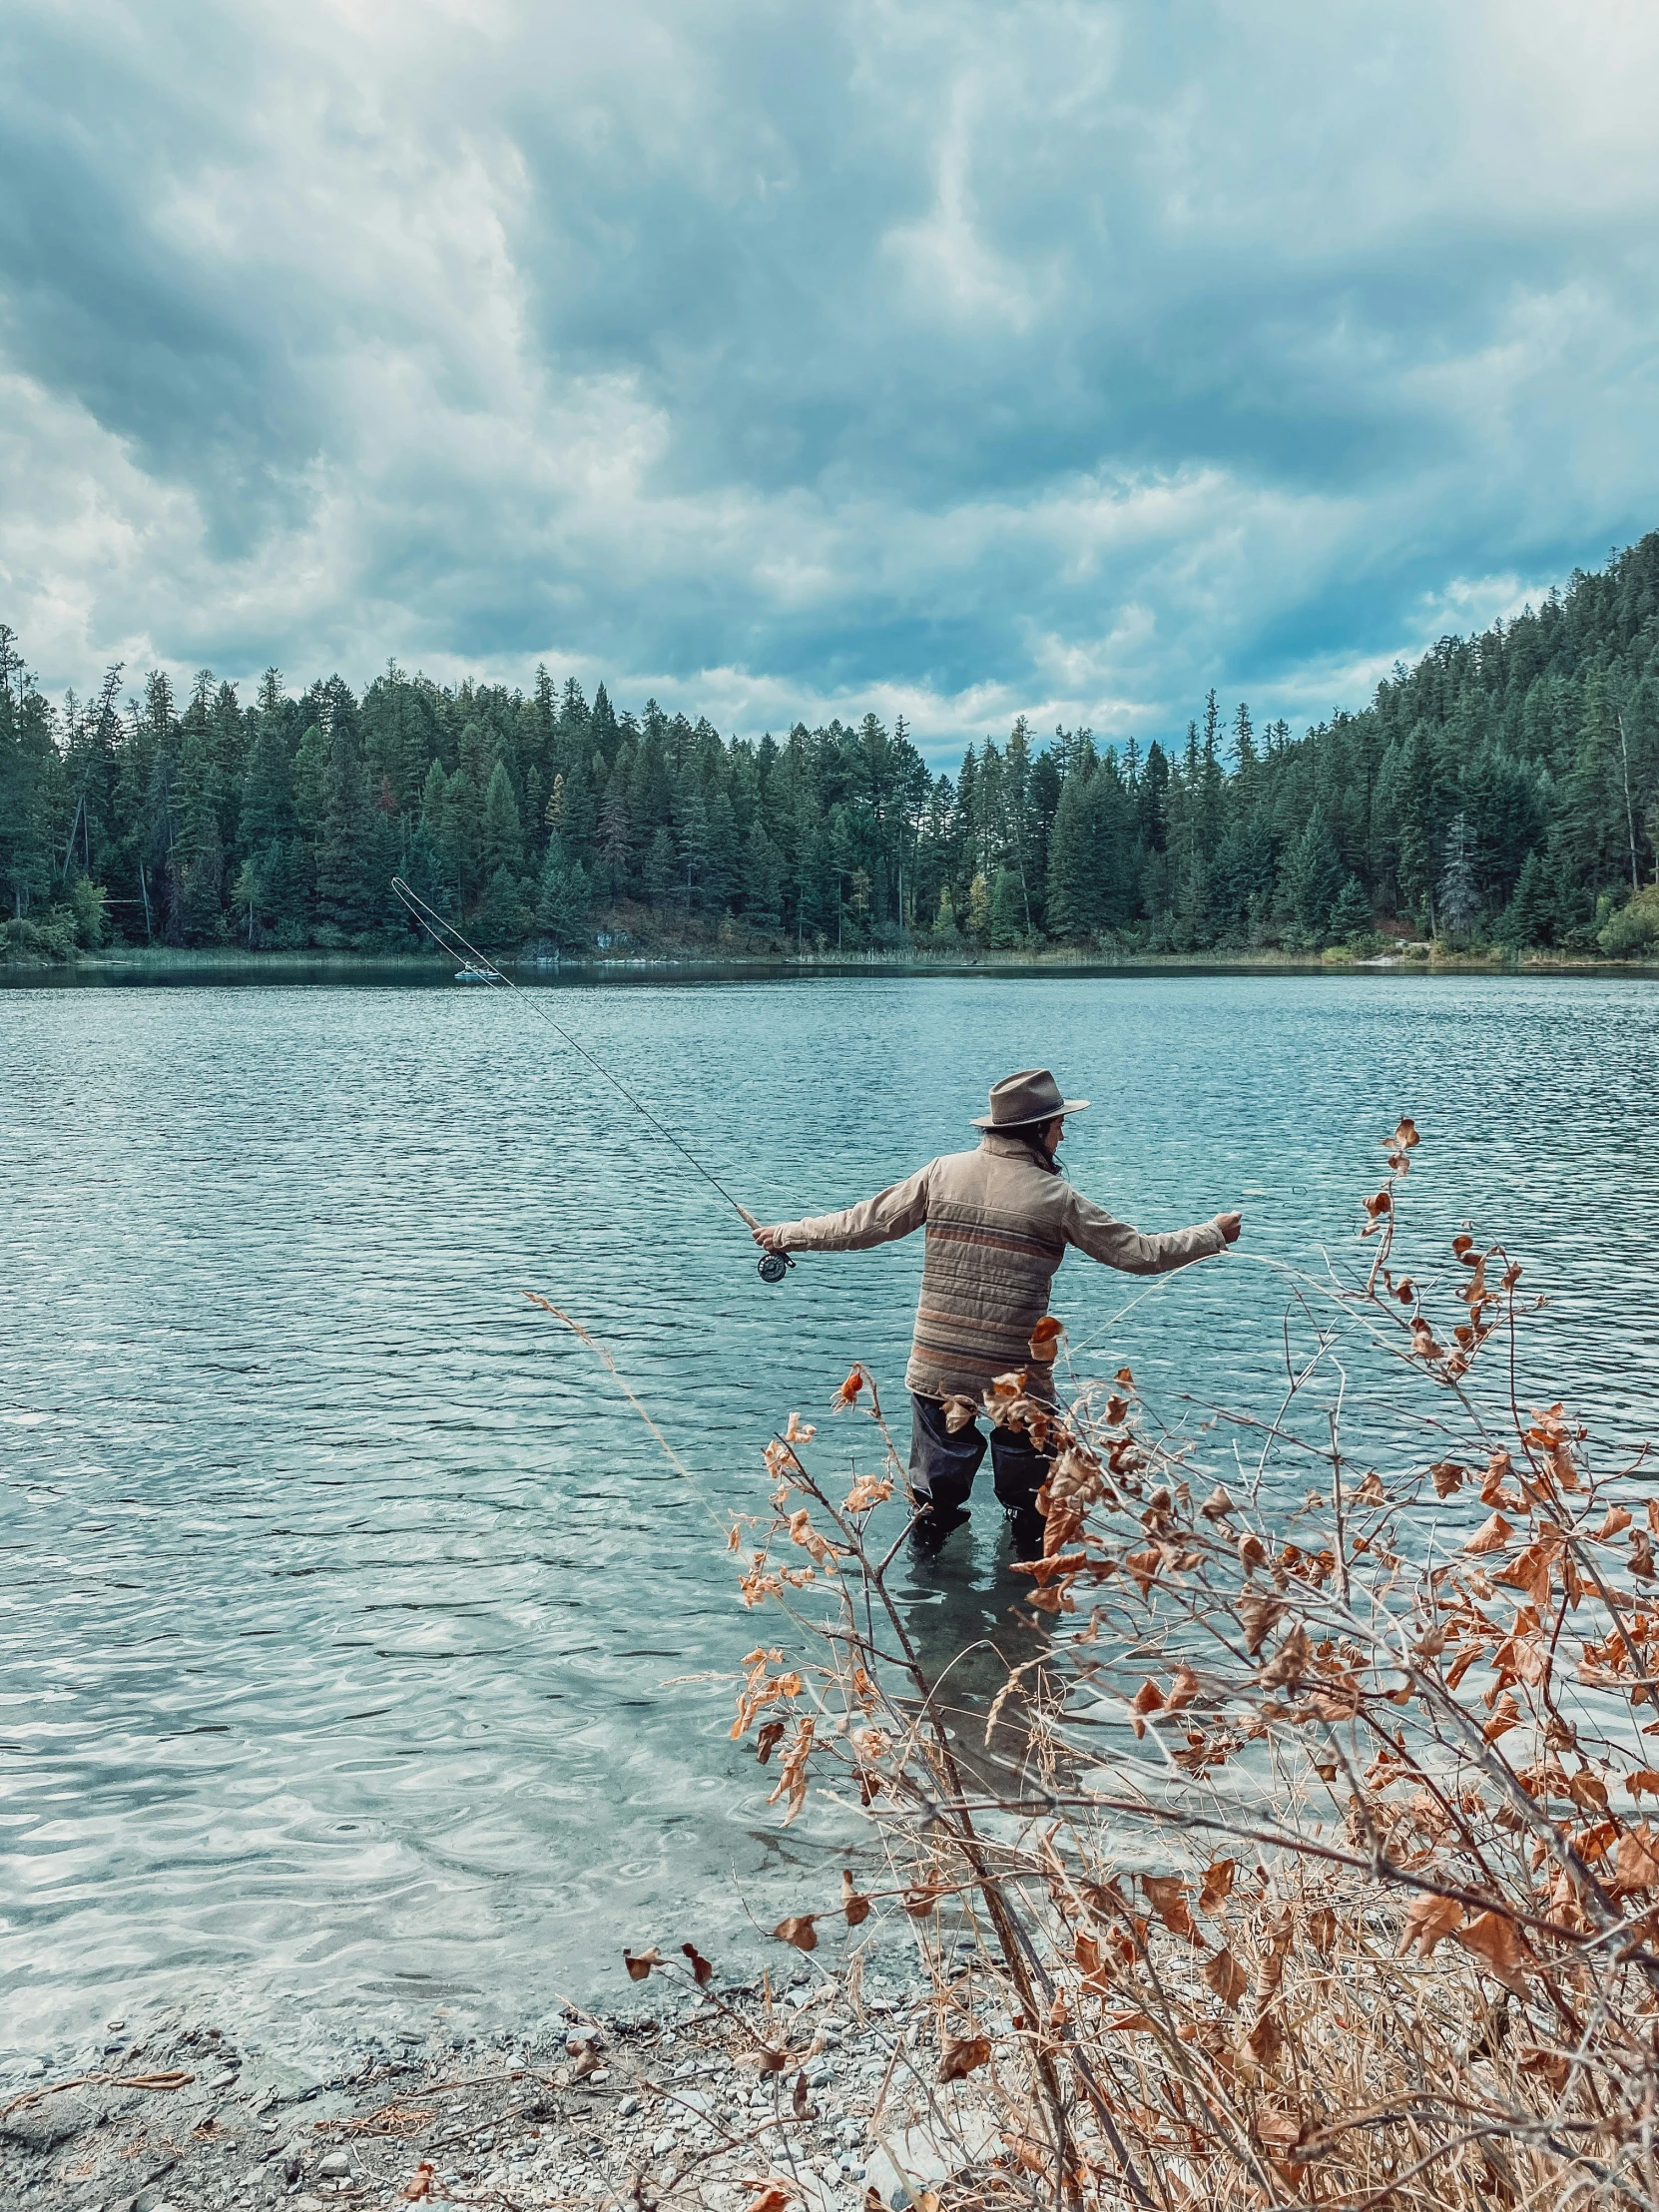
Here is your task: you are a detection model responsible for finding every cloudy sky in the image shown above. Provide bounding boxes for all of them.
[4,0,1659,761]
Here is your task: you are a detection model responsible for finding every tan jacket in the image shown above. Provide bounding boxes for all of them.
[773,1132,1228,1400]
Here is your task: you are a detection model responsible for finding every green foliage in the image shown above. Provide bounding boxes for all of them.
[535,833,590,949]
[1330,872,1374,941]
[1598,882,1659,958]
[1282,810,1344,938]
[4,532,1658,959]
[1494,849,1556,948]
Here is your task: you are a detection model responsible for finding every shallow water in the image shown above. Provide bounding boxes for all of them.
[3,971,1656,2066]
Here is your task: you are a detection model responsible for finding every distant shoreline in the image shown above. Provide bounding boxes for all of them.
[6,941,1659,983]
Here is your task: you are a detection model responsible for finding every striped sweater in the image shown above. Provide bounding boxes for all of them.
[772,1132,1229,1400]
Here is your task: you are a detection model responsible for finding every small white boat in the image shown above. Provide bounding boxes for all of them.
[454,966,493,983]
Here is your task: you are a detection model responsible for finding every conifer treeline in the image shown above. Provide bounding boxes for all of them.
[3,532,1658,960]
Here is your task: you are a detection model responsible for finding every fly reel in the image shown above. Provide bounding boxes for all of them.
[757,1249,795,1286]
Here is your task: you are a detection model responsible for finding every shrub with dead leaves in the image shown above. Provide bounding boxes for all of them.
[725,1118,1659,2211]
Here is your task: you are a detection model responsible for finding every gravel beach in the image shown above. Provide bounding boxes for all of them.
[1,1966,1003,2212]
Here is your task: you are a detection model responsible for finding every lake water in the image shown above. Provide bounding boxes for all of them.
[3,970,1656,2069]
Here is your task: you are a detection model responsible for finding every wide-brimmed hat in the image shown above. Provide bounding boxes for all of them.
[971,1068,1090,1131]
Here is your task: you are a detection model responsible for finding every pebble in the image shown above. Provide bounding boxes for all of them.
[317,2150,351,2178]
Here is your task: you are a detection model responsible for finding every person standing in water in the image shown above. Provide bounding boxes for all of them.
[752,1068,1242,1554]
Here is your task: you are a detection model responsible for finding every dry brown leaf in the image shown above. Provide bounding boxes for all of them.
[1430,1460,1466,1497]
[623,1947,665,1981]
[1465,1512,1514,1556]
[402,2165,436,2202]
[755,1721,787,1765]
[1483,1691,1520,1743]
[1306,1907,1337,1954]
[941,1394,978,1433]
[1454,1910,1531,1994]
[1627,1771,1659,1800]
[1203,1948,1248,2007]
[773,1915,818,1952]
[1352,1469,1386,1506]
[1597,1505,1633,1539]
[1166,1665,1201,1712]
[681,1942,715,1985]
[840,1870,871,1928]
[1199,1859,1236,1913]
[1258,1623,1311,1689]
[1613,1825,1659,1894]
[1399,1893,1462,1958]
[1255,2109,1307,2150]
[1516,2045,1569,2092]
[937,2035,991,2082]
[1567,1768,1609,1813]
[1142,1876,1201,1943]
[1245,2008,1286,2067]
[793,2071,813,2120]
[1238,1595,1287,1655]
[1027,1316,1064,1363]
[1201,1485,1235,1520]
[742,2185,794,2212]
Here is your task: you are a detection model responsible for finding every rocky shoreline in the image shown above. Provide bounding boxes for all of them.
[1,1966,994,2212]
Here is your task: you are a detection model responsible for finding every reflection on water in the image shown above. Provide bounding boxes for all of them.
[897,1530,1057,1802]
[3,971,1655,2066]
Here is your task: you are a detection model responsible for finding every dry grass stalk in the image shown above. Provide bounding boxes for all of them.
[724,1118,1659,2211]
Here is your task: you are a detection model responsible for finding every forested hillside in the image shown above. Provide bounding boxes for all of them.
[4,532,1659,962]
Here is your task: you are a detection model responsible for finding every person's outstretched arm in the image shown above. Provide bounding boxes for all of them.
[752,1164,931,1255]
[1062,1187,1242,1274]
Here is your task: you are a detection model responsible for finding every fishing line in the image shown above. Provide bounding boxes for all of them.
[390,877,792,1284]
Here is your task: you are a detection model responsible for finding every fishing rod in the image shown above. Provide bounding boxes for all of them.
[389,877,794,1285]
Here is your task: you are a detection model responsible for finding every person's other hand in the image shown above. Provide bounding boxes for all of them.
[752,1225,788,1254]
[1217,1211,1244,1245]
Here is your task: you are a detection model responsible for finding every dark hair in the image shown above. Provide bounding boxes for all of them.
[1004,1123,1063,1175]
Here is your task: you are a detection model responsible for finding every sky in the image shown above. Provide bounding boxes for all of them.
[4,0,1659,765]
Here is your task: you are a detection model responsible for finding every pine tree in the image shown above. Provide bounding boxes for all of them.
[965,870,991,941]
[536,833,590,949]
[1437,814,1479,938]
[989,865,1024,947]
[292,724,327,844]
[743,817,784,929]
[597,762,634,896]
[314,717,375,937]
[1283,811,1344,938]
[170,723,225,941]
[439,768,483,908]
[703,786,739,913]
[674,769,709,916]
[477,863,531,946]
[643,826,677,908]
[0,629,56,918]
[481,760,524,878]
[242,719,295,852]
[1045,765,1102,940]
[1330,872,1374,940]
[1494,848,1555,947]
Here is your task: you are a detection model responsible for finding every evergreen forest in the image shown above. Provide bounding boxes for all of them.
[5,532,1659,965]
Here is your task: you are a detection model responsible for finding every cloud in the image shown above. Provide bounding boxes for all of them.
[2,0,1659,761]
